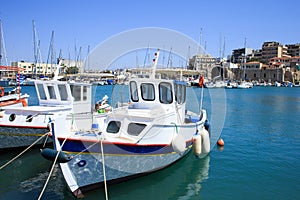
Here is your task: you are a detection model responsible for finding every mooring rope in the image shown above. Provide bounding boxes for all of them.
[42,134,49,148]
[100,138,109,200]
[0,132,48,170]
[38,121,71,200]
[37,146,60,200]
[71,139,100,159]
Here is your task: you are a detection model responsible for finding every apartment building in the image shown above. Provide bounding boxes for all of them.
[188,54,216,78]
[230,48,253,63]
[261,41,289,64]
[10,61,56,77]
[286,43,300,57]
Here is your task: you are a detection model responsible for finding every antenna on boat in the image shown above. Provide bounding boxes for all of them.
[53,60,63,81]
[150,49,160,79]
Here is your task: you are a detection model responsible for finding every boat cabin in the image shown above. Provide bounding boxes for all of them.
[128,78,186,111]
[105,78,187,139]
[35,80,92,114]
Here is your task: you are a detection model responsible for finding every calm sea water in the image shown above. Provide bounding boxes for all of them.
[0,85,299,200]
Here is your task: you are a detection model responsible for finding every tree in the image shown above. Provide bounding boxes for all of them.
[65,66,79,74]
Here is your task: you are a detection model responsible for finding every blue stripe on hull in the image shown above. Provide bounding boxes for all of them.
[59,139,193,155]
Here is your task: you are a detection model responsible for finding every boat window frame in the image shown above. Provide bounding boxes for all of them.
[47,85,57,100]
[159,82,173,104]
[106,120,121,134]
[37,83,47,100]
[58,84,68,101]
[141,83,155,101]
[129,81,139,102]
[127,122,147,136]
[174,83,186,104]
[83,86,88,101]
[70,85,81,101]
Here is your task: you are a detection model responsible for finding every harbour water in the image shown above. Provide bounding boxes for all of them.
[0,85,299,200]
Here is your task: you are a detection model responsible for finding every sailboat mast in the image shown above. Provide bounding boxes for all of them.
[0,19,1,66]
[243,38,247,80]
[47,31,55,76]
[32,20,38,65]
[0,19,8,66]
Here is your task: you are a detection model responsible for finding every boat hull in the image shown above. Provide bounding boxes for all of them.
[58,139,192,196]
[0,126,49,149]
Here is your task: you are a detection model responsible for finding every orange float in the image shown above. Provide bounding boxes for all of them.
[217,138,224,146]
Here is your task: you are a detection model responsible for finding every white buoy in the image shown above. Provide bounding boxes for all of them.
[193,129,210,157]
[172,134,186,154]
[192,133,202,156]
[200,129,210,154]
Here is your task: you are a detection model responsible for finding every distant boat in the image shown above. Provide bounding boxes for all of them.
[236,81,253,89]
[0,87,29,111]
[274,81,281,87]
[44,50,217,198]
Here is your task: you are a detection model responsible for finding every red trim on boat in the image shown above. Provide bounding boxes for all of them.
[0,124,48,129]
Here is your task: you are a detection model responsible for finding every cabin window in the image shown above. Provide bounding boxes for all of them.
[37,83,46,100]
[128,123,146,136]
[47,85,57,99]
[129,81,139,102]
[159,82,173,104]
[141,83,155,101]
[58,84,68,101]
[70,85,81,101]
[106,121,121,133]
[83,86,88,101]
[174,83,186,104]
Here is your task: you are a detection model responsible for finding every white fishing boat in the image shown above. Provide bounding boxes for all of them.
[44,50,216,198]
[0,79,108,150]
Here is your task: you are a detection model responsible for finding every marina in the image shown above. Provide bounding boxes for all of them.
[0,1,300,199]
[0,85,299,199]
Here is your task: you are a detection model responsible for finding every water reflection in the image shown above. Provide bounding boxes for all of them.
[177,156,210,200]
[85,153,210,200]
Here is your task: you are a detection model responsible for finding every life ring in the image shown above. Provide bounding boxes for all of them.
[21,99,28,107]
[0,87,4,97]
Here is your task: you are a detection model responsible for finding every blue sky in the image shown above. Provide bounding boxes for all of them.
[0,0,299,68]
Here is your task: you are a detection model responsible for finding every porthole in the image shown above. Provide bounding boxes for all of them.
[106,121,121,133]
[9,114,16,122]
[26,115,33,122]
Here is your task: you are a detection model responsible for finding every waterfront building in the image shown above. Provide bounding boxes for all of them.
[286,43,300,57]
[9,59,83,78]
[10,61,56,77]
[231,48,253,63]
[261,41,289,64]
[188,54,216,79]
